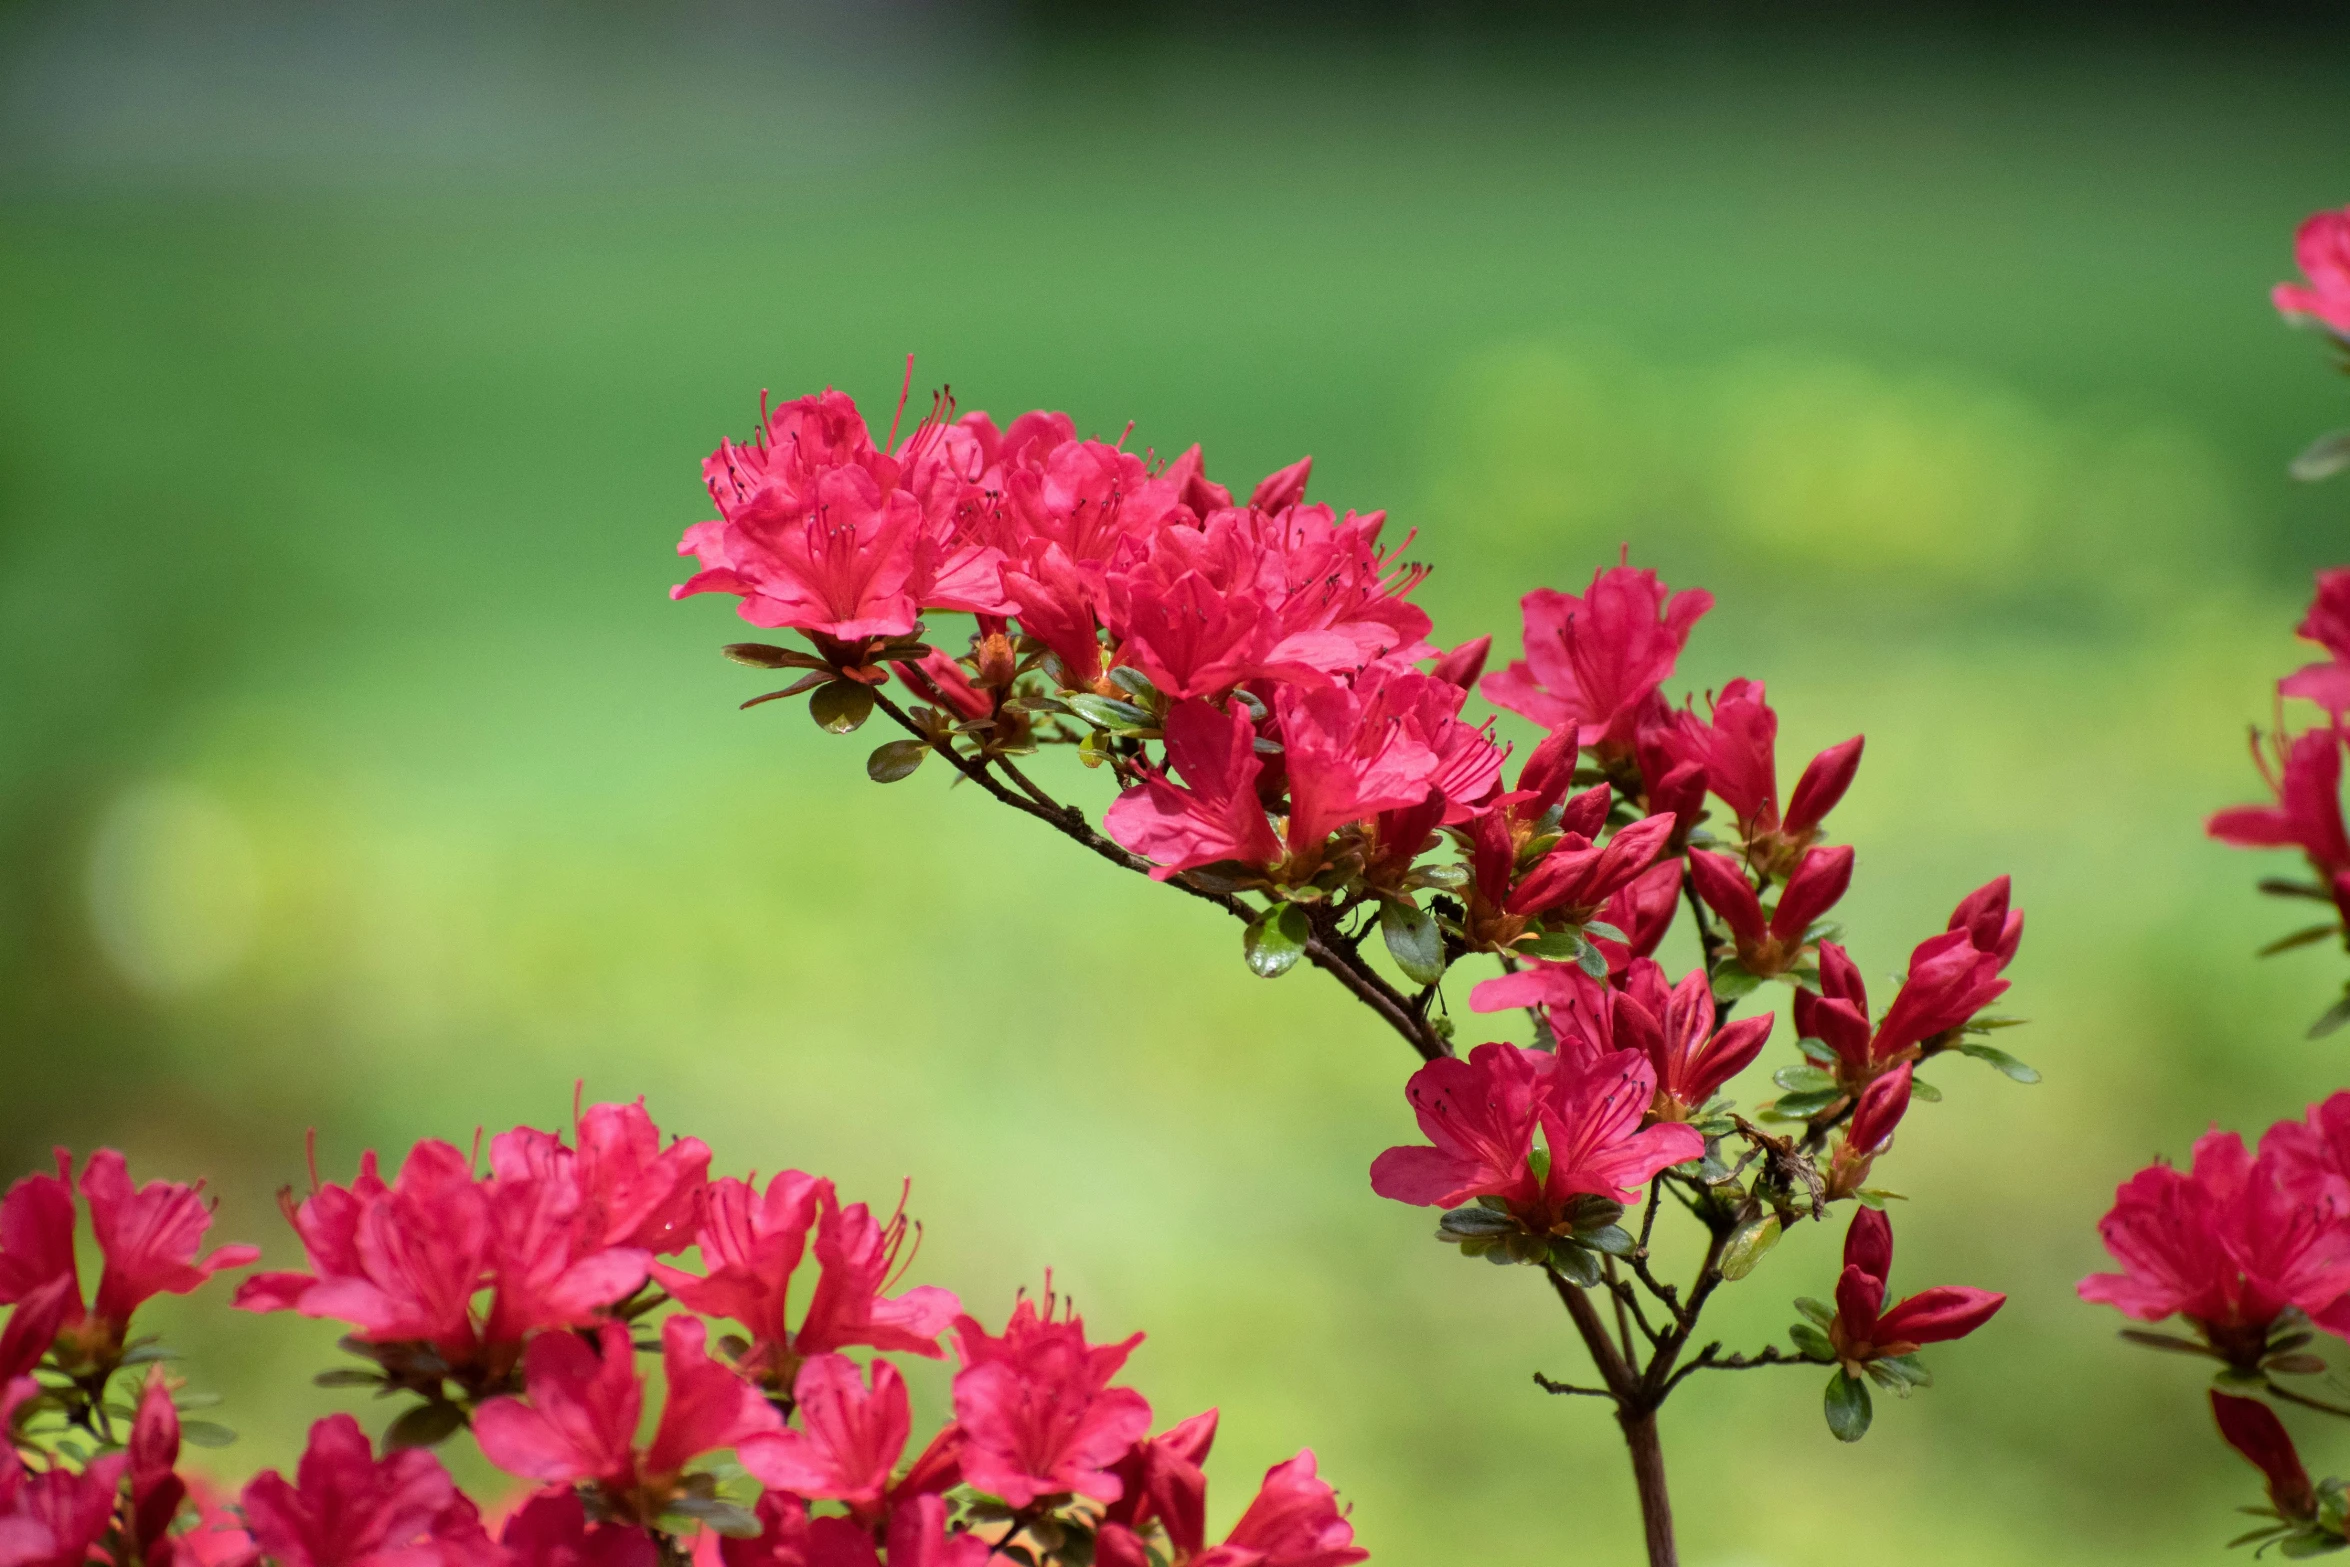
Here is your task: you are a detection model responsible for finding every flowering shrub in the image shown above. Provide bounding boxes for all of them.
[0,1102,1363,1567]
[2073,220,2350,1557]
[673,364,2030,1566]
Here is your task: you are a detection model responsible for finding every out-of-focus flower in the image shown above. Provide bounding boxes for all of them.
[241,1415,499,1567]
[2274,208,2350,339]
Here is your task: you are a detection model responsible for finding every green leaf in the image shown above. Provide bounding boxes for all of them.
[1380,901,1447,986]
[1907,1077,1942,1103]
[2292,428,2350,482]
[1712,963,1763,1003]
[1065,693,1157,734]
[1547,1242,1603,1288]
[384,1401,465,1451]
[664,1499,764,1539]
[1764,1088,1845,1119]
[2119,1328,2216,1357]
[2213,1366,2271,1393]
[2260,923,2342,957]
[1244,905,1310,979]
[312,1368,382,1389]
[2262,878,2337,903]
[1106,666,1159,702]
[1795,1035,1837,1067]
[1581,920,1627,943]
[1565,1195,1626,1231]
[115,1345,178,1367]
[1823,1370,1873,1442]
[177,1420,239,1450]
[1437,1208,1519,1238]
[2266,1353,2330,1376]
[741,673,829,709]
[807,680,876,734]
[2277,1530,2349,1558]
[1523,929,1586,961]
[1869,1352,1933,1391]
[1772,1064,1838,1094]
[2228,1525,2293,1550]
[2312,987,2350,1041]
[722,642,826,671]
[1575,939,1610,979]
[1793,1296,1835,1329]
[865,739,928,783]
[1582,1224,1636,1257]
[1789,1322,1837,1362]
[1717,1215,1782,1281]
[1956,1040,2041,1083]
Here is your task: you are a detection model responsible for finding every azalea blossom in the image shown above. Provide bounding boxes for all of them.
[739,1354,911,1517]
[2209,724,2350,927]
[1484,561,1712,763]
[649,1170,959,1395]
[1368,1042,1701,1231]
[2282,569,2350,716]
[0,1149,256,1365]
[1099,1446,1366,1567]
[472,1317,781,1522]
[1642,679,1862,876]
[498,1488,657,1567]
[950,1293,1153,1508]
[1103,700,1283,880]
[2275,206,2350,338]
[240,1414,499,1567]
[1685,844,1853,980]
[1827,1209,2004,1369]
[2211,1391,2318,1523]
[2079,1129,2350,1366]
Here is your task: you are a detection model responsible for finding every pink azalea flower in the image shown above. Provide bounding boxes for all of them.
[1643,680,1863,868]
[1828,1209,2003,1367]
[1193,1451,1367,1567]
[240,1107,694,1391]
[1103,700,1284,881]
[473,1317,781,1520]
[498,1488,658,1567]
[241,1414,500,1567]
[1685,844,1853,980]
[2282,569,2350,716]
[1484,561,1712,762]
[1591,860,1684,973]
[5,1453,129,1567]
[675,389,1013,643]
[1824,1064,1913,1199]
[739,1355,910,1517]
[950,1294,1153,1508]
[1503,812,1677,928]
[2212,1391,2318,1522]
[1369,1042,1700,1230]
[127,1370,189,1567]
[2209,725,2350,927]
[2080,1130,2350,1365]
[1274,681,1443,866]
[2274,207,2350,338]
[651,1175,958,1392]
[1611,961,1774,1121]
[0,1149,257,1363]
[1100,1411,1217,1559]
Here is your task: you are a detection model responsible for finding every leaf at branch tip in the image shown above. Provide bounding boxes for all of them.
[1574,938,1610,979]
[1712,962,1763,1003]
[1773,1064,1838,1094]
[866,739,928,783]
[2291,428,2350,482]
[1438,1207,1519,1238]
[1380,901,1447,986]
[2116,1328,2215,1357]
[2312,988,2350,1041]
[1244,904,1310,978]
[1582,1224,1636,1257]
[311,1368,383,1389]
[741,673,829,709]
[1581,920,1627,944]
[2261,878,2337,903]
[1066,693,1157,734]
[1789,1322,1836,1362]
[722,642,827,671]
[384,1401,465,1451]
[1907,1077,1941,1104]
[665,1498,764,1539]
[177,1420,239,1450]
[2262,924,2344,958]
[1717,1215,1782,1281]
[807,680,876,733]
[1956,1040,2041,1083]
[1793,1297,1836,1330]
[1106,666,1160,703]
[2266,1353,2331,1377]
[1823,1369,1872,1442]
[1547,1241,1604,1288]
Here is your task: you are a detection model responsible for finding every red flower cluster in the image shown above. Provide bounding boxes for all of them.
[2210,571,2350,952]
[0,1112,1367,1567]
[2276,208,2350,341]
[2081,1100,2350,1369]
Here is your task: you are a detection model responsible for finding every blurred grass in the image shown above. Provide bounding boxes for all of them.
[4,9,2350,1564]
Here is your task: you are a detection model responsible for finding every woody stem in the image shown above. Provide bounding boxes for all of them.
[1546,1267,1680,1567]
[866,690,1449,1062]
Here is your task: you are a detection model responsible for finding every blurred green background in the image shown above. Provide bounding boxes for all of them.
[4,3,2349,1561]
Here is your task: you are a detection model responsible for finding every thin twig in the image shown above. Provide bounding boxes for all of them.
[2266,1381,2350,1420]
[1533,1372,1619,1400]
[1662,1342,1810,1396]
[1605,1257,1637,1360]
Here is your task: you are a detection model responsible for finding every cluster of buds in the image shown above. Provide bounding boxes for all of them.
[0,1102,1366,1567]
